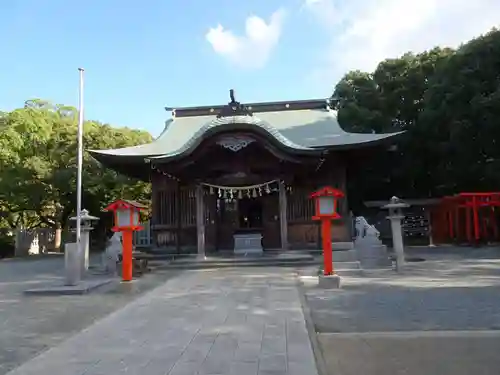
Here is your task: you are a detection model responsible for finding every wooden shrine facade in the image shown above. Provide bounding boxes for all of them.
[89,92,403,255]
[150,135,351,254]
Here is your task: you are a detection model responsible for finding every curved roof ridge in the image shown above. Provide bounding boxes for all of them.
[89,105,405,161]
[148,115,315,161]
[211,115,313,150]
[154,118,175,141]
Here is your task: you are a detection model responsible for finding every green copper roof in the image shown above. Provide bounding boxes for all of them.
[89,105,403,163]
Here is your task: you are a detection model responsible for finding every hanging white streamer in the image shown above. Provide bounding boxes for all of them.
[201,179,279,191]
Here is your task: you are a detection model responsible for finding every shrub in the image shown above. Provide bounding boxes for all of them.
[0,233,15,258]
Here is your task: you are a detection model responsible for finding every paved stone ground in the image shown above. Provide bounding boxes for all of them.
[303,248,500,375]
[0,256,181,375]
[4,267,317,375]
[317,331,500,375]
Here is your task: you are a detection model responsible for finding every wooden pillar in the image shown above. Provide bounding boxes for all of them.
[176,184,181,254]
[448,209,454,241]
[465,206,472,244]
[426,209,435,247]
[338,164,351,240]
[491,207,498,240]
[151,175,159,226]
[196,184,205,258]
[279,181,289,251]
[472,196,480,241]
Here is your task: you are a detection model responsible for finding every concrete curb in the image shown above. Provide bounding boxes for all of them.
[1,253,64,262]
[24,279,113,296]
[295,272,329,375]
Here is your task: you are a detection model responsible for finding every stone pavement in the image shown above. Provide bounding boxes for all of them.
[303,251,500,375]
[0,256,179,375]
[6,268,318,375]
[318,331,500,375]
[306,257,500,333]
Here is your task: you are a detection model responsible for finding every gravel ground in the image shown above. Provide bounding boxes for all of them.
[302,247,500,375]
[304,252,500,333]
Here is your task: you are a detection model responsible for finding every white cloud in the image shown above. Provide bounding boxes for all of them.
[205,9,286,69]
[301,0,340,29]
[304,0,500,81]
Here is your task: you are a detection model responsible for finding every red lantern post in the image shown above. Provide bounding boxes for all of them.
[104,200,147,282]
[310,187,345,276]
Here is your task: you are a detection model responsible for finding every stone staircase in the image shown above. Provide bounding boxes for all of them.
[153,252,319,270]
[137,221,392,273]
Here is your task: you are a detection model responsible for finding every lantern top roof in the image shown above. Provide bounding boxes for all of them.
[69,208,99,221]
[382,196,410,209]
[104,199,148,212]
[310,186,345,199]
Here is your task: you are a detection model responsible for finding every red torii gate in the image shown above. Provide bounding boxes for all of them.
[432,192,500,244]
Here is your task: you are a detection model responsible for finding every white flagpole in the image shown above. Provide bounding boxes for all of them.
[76,68,84,250]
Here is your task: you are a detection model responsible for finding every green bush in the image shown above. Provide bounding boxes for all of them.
[0,233,15,258]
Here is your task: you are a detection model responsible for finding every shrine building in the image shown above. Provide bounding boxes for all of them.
[90,91,402,256]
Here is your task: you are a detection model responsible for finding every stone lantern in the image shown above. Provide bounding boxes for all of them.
[70,209,99,275]
[382,197,409,271]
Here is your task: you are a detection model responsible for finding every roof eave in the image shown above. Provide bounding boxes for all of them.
[89,150,150,181]
[312,131,405,151]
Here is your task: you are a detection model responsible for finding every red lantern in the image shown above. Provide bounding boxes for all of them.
[104,199,147,232]
[104,200,148,281]
[310,186,344,220]
[310,187,345,275]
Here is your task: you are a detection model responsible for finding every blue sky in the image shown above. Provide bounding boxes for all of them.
[1,0,498,136]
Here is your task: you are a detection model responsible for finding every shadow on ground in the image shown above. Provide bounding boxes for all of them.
[0,256,181,375]
[301,248,500,375]
[305,258,500,333]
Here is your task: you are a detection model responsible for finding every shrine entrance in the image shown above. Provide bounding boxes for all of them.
[238,197,263,228]
[211,187,281,251]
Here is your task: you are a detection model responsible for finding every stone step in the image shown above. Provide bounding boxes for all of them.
[333,249,358,262]
[159,259,318,270]
[163,253,313,263]
[326,261,363,276]
[335,261,361,270]
[332,242,354,251]
[316,261,362,276]
[156,253,319,270]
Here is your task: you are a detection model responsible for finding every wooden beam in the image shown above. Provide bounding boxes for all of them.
[195,184,206,258]
[151,175,159,226]
[176,183,181,254]
[279,181,289,250]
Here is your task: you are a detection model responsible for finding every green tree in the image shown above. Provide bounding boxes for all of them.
[333,48,453,204]
[421,28,500,193]
[334,28,500,206]
[0,100,152,250]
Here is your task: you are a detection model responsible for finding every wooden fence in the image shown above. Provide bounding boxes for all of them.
[11,222,153,257]
[133,221,152,248]
[14,228,56,256]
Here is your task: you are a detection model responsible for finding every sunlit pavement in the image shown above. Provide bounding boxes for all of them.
[5,267,318,375]
[0,256,177,375]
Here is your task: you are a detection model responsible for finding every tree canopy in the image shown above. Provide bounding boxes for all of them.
[333,28,500,210]
[0,99,152,234]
